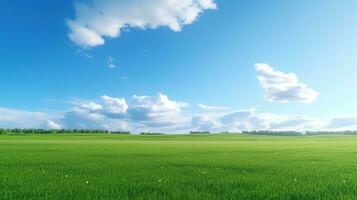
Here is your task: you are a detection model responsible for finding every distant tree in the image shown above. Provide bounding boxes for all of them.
[140,132,164,135]
[111,131,130,134]
[305,131,357,136]
[190,131,210,134]
[242,130,303,136]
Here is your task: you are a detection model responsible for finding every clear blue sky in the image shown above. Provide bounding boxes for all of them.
[1,0,357,131]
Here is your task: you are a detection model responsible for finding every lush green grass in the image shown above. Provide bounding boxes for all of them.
[1,134,357,199]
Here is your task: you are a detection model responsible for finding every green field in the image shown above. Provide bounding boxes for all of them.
[1,134,357,199]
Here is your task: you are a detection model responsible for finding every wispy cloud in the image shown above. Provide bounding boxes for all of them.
[77,49,93,58]
[107,56,116,69]
[197,104,228,111]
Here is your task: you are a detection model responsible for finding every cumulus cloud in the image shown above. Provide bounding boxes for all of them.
[79,102,103,111]
[67,0,217,48]
[67,20,105,47]
[3,93,357,133]
[127,93,188,127]
[101,95,128,114]
[255,63,319,103]
[58,93,190,132]
[191,114,221,131]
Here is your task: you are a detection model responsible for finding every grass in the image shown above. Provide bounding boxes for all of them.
[1,134,357,199]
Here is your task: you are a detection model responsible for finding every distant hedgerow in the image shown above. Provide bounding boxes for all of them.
[242,131,303,136]
[0,129,131,135]
[190,131,210,134]
[140,132,164,135]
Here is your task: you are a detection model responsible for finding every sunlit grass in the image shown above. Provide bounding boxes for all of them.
[1,134,357,199]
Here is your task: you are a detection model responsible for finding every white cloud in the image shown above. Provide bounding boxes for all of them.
[101,95,128,114]
[326,116,357,130]
[127,93,188,127]
[67,0,217,48]
[220,110,269,131]
[255,63,319,103]
[67,20,105,47]
[3,94,357,133]
[46,120,61,130]
[0,108,59,129]
[61,108,129,130]
[197,104,228,111]
[72,96,128,120]
[57,93,189,132]
[80,102,103,111]
[62,109,106,129]
[191,114,221,131]
[187,109,322,132]
[266,115,323,131]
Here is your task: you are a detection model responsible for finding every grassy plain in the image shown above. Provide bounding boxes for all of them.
[1,134,357,199]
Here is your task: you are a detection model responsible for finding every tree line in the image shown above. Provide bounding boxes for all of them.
[243,131,357,136]
[190,131,210,134]
[242,131,303,136]
[1,129,357,136]
[305,131,357,136]
[140,132,165,135]
[0,129,130,135]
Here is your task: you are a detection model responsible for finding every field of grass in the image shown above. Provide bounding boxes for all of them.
[1,134,357,199]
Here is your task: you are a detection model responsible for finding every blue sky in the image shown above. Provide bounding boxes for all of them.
[1,0,357,132]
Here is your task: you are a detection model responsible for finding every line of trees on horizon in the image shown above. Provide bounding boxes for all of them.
[140,132,165,135]
[2,128,357,136]
[305,131,357,135]
[242,131,303,136]
[0,129,130,135]
[243,130,357,136]
[190,131,210,134]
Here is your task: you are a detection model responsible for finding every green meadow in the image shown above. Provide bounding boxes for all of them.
[1,134,357,199]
